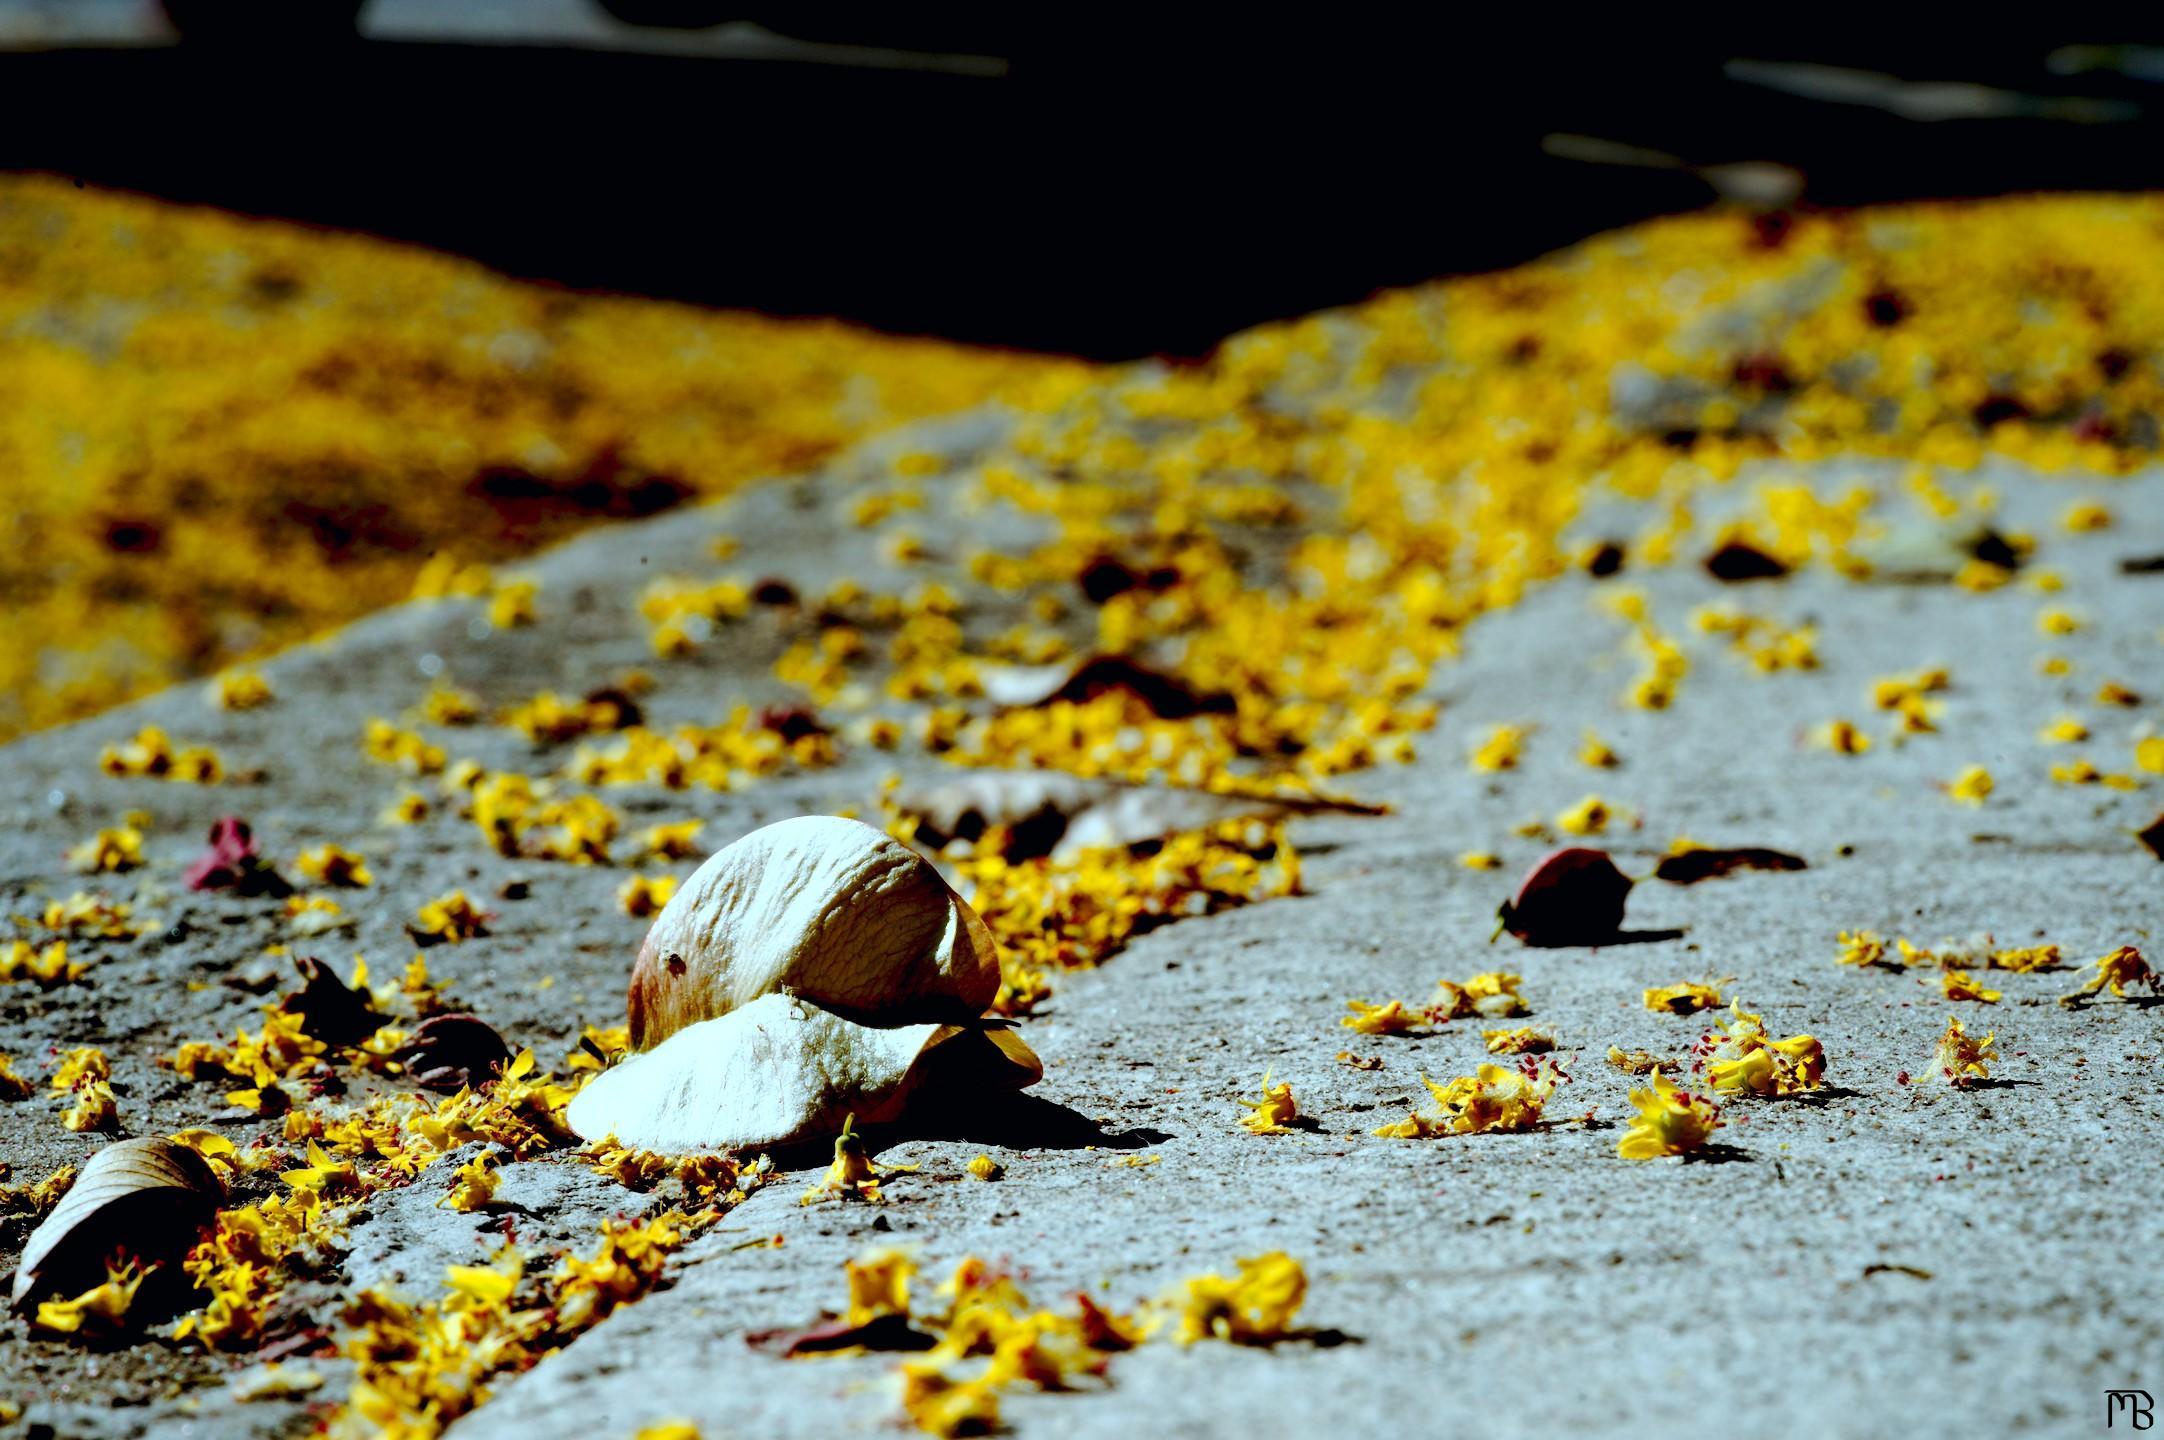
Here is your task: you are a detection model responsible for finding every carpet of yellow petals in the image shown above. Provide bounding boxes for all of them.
[0,175,1084,741]
[9,184,2164,1439]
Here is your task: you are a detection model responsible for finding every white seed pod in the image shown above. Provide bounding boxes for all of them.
[567,995,1043,1154]
[11,1137,222,1306]
[626,815,997,1049]
[579,815,1040,1153]
[569,992,936,1152]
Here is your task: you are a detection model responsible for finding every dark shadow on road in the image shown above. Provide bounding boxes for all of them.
[886,1088,1173,1154]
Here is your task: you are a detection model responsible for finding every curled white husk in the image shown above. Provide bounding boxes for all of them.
[569,815,1038,1153]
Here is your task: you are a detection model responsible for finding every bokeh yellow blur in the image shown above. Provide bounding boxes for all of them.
[0,176,1086,740]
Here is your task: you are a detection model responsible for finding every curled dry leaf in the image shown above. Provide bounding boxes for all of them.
[895,770,1383,864]
[1653,845,1807,886]
[397,1013,511,1092]
[280,955,382,1047]
[975,653,1235,720]
[1702,538,1789,582]
[1495,847,1634,947]
[570,816,1041,1154]
[10,1137,222,1308]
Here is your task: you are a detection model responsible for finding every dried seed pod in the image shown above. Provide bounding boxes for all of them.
[396,1013,510,1092]
[568,994,1041,1153]
[11,1138,222,1307]
[571,993,940,1153]
[756,703,830,745]
[576,816,1042,1153]
[279,955,382,1047]
[625,815,998,1049]
[1495,846,1634,947]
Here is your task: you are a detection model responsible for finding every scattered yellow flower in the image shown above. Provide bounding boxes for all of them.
[966,1155,1004,1182]
[419,680,483,726]
[636,819,704,861]
[1555,793,1616,836]
[801,1115,912,1204]
[438,1152,501,1213]
[1468,724,1526,772]
[2065,944,2157,1003]
[296,843,372,887]
[1835,930,1889,967]
[1239,1073,1298,1135]
[99,725,224,782]
[1640,970,1726,1012]
[2038,608,2083,636]
[2061,500,2113,531]
[51,1046,109,1091]
[1578,731,1620,768]
[412,891,489,944]
[1940,970,2001,1003]
[362,719,446,776]
[1947,765,1994,805]
[33,1259,148,1337]
[40,891,138,937]
[1617,1073,1721,1159]
[283,1140,365,1199]
[846,1247,915,1325]
[1922,1015,1996,1086]
[65,825,143,873]
[617,873,678,918]
[210,669,275,711]
[2,939,86,988]
[1339,998,1432,1035]
[1481,1026,1555,1054]
[1990,944,2061,973]
[62,1080,120,1133]
[1700,1003,1825,1096]
[1171,1251,1307,1345]
[1815,718,1872,754]
[1373,1061,1558,1137]
[1434,971,1527,1019]
[1458,850,1503,870]
[487,579,539,629]
[2038,715,2089,744]
[2136,737,2164,774]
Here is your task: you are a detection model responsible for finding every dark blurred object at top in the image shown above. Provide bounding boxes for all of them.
[12,8,2164,359]
[160,0,366,46]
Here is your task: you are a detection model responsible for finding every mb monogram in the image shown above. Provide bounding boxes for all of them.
[2109,1391,2155,1430]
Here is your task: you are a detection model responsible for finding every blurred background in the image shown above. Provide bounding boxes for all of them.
[3,2,2162,741]
[9,4,2164,356]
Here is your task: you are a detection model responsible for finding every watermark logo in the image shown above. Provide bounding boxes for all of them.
[2108,1390,2154,1430]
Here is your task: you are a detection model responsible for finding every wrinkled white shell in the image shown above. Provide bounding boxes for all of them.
[568,992,942,1153]
[628,815,996,1047]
